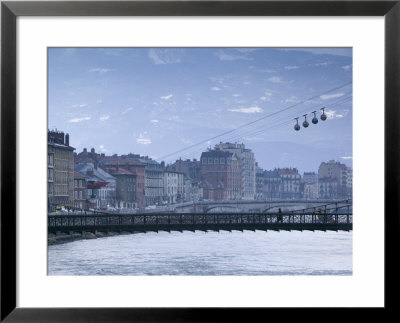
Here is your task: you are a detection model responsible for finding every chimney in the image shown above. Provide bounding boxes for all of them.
[65,133,69,146]
[91,148,95,153]
[83,148,87,153]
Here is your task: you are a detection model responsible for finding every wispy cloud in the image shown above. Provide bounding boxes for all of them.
[211,86,221,91]
[214,50,253,61]
[285,96,297,103]
[342,65,352,71]
[260,91,273,101]
[150,119,159,125]
[71,103,88,108]
[161,94,173,100]
[315,62,329,66]
[180,137,193,145]
[137,133,151,145]
[228,106,263,114]
[284,65,299,70]
[340,156,353,160]
[148,49,182,65]
[320,92,345,100]
[279,48,352,57]
[165,115,182,122]
[122,107,133,115]
[69,116,91,123]
[268,76,284,83]
[235,48,258,53]
[89,68,114,74]
[243,136,265,142]
[325,109,349,119]
[99,115,110,121]
[149,49,165,65]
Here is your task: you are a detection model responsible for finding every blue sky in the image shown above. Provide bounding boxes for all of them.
[48,47,352,173]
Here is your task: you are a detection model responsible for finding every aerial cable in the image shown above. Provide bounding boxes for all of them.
[156,81,352,161]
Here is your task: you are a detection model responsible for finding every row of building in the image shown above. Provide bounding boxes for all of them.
[48,130,352,211]
[256,161,353,200]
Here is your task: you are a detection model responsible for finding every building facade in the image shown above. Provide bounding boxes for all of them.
[168,158,201,182]
[73,171,87,210]
[318,160,350,199]
[48,130,75,211]
[255,165,265,200]
[200,150,242,201]
[163,171,184,204]
[214,142,256,200]
[263,170,281,200]
[124,155,163,206]
[99,157,146,208]
[318,177,339,199]
[277,168,301,199]
[74,162,116,209]
[109,169,137,209]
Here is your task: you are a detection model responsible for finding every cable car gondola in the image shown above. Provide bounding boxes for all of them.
[302,114,309,128]
[294,117,300,131]
[311,111,318,124]
[320,107,327,121]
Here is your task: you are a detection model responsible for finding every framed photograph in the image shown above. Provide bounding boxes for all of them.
[1,0,399,321]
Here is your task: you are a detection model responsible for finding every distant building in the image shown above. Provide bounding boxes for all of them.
[318,160,349,199]
[263,170,280,200]
[73,171,87,210]
[163,171,184,204]
[74,147,105,166]
[214,142,256,200]
[277,168,301,199]
[108,168,137,209]
[99,157,146,208]
[303,182,319,199]
[302,172,318,199]
[48,130,75,211]
[318,177,339,199]
[168,158,201,181]
[200,149,242,201]
[74,162,116,209]
[255,165,265,200]
[183,177,203,203]
[346,167,353,198]
[123,154,163,206]
[303,172,318,184]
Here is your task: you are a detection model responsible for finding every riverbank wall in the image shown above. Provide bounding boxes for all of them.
[48,231,135,245]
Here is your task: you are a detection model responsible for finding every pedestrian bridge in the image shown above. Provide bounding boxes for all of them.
[174,199,352,213]
[48,210,352,235]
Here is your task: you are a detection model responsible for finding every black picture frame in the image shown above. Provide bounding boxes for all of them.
[1,0,399,321]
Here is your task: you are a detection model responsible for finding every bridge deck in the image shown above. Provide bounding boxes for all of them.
[48,212,353,234]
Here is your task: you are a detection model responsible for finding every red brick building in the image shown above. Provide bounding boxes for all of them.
[100,157,146,208]
[200,150,242,201]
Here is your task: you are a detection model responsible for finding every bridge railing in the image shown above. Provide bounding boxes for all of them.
[48,212,352,231]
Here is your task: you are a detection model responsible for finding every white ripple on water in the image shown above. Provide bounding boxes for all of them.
[48,230,352,276]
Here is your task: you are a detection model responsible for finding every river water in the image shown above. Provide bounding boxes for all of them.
[48,230,352,276]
